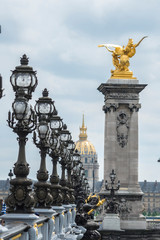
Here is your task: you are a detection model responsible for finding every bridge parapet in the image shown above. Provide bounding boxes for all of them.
[0,205,81,240]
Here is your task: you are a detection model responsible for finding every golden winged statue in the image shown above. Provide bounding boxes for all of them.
[98,36,147,79]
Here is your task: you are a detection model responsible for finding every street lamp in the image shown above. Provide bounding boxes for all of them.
[66,140,76,204]
[72,150,88,203]
[105,169,120,198]
[49,110,64,206]
[59,124,71,204]
[5,55,37,213]
[50,110,63,132]
[33,89,54,208]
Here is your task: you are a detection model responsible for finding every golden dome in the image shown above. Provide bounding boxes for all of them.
[75,115,96,155]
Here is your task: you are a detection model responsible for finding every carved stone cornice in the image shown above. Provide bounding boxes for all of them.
[98,83,147,97]
[103,103,119,113]
[105,92,139,100]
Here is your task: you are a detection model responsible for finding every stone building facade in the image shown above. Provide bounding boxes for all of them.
[140,180,160,215]
[75,116,99,190]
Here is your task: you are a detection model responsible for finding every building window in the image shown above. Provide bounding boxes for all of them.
[91,158,94,163]
[85,170,88,177]
[85,158,87,163]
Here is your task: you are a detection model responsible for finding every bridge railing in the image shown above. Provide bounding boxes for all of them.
[0,205,79,240]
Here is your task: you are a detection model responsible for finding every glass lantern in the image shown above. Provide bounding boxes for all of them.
[73,150,81,162]
[67,140,75,151]
[12,96,29,121]
[35,88,54,118]
[50,114,63,131]
[10,54,38,99]
[60,124,71,143]
[50,133,58,150]
[79,161,83,169]
[110,169,116,182]
[81,168,85,175]
[38,122,49,139]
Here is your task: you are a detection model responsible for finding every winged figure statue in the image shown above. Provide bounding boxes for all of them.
[98,37,147,79]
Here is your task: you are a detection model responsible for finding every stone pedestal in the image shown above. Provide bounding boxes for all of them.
[34,208,55,217]
[99,229,160,240]
[120,218,146,230]
[52,205,65,238]
[98,78,147,228]
[103,214,121,231]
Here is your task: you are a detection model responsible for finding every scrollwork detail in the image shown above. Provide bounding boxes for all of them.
[103,103,119,113]
[128,103,141,112]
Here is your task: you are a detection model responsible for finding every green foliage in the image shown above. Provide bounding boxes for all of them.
[152,211,158,216]
[142,211,147,216]
[142,211,160,217]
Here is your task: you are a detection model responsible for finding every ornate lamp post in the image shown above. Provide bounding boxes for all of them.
[33,88,54,208]
[104,170,121,215]
[105,169,120,199]
[66,140,76,204]
[59,124,71,204]
[49,110,63,206]
[72,150,86,204]
[72,150,81,186]
[5,55,37,213]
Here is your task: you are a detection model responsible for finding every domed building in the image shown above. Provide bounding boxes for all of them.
[75,116,99,191]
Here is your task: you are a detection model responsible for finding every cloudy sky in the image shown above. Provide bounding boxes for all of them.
[0,0,160,182]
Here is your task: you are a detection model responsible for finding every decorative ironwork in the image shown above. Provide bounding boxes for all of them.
[105,169,120,214]
[33,89,54,208]
[49,110,63,206]
[5,55,37,213]
[66,140,76,204]
[10,54,37,100]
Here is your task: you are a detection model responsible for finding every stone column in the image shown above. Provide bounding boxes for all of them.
[98,78,147,229]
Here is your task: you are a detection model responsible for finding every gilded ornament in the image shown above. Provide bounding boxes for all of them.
[98,36,147,79]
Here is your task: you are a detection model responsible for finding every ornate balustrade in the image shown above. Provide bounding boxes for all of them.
[0,206,80,240]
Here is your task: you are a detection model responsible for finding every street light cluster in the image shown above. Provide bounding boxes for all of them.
[5,54,90,213]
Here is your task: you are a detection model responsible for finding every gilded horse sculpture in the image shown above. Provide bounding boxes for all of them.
[98,36,147,79]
